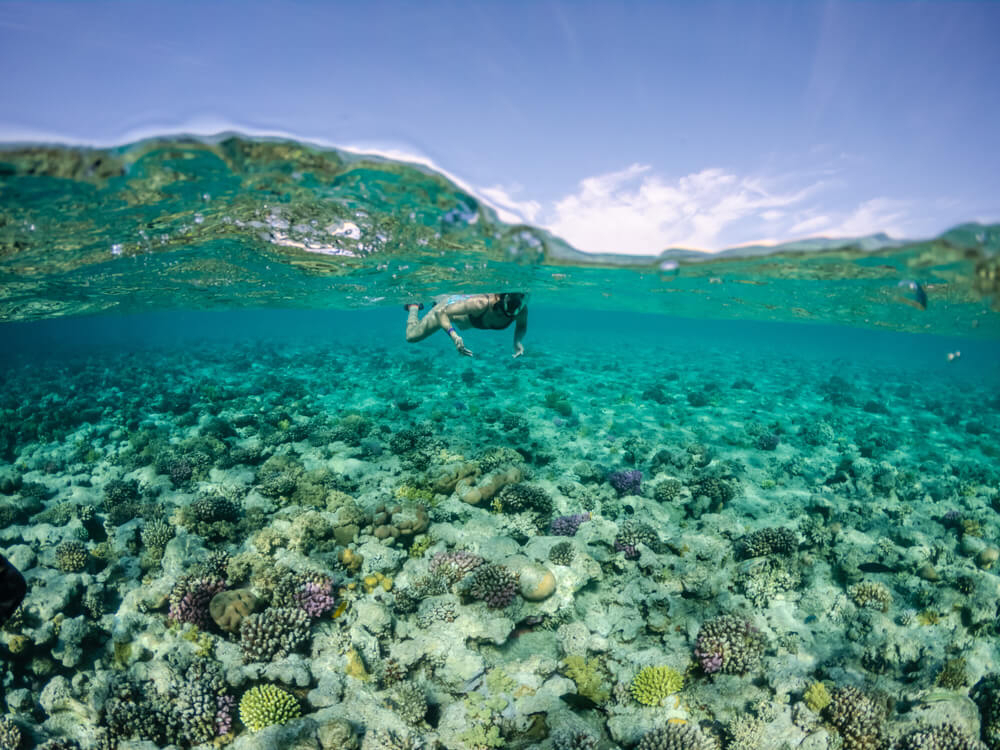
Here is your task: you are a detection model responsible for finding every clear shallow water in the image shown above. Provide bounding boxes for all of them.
[1,137,1000,750]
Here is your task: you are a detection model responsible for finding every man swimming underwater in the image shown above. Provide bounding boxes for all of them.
[404,292,528,358]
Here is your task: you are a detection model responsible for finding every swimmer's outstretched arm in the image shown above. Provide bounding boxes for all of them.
[438,296,488,357]
[512,307,528,358]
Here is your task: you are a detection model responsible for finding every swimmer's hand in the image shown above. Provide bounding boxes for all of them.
[454,336,473,357]
[512,343,524,359]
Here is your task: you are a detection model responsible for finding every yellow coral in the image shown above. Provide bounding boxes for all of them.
[630,665,683,707]
[362,572,392,593]
[394,484,434,503]
[803,681,831,712]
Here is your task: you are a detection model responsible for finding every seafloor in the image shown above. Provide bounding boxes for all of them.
[1,310,999,750]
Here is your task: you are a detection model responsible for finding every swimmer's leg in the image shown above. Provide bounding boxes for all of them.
[405,305,440,343]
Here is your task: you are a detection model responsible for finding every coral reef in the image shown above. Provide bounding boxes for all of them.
[736,527,798,558]
[168,575,227,628]
[615,519,662,559]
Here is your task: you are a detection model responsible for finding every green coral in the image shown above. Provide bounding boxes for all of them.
[458,723,505,749]
[459,692,508,748]
[544,391,573,417]
[630,665,683,706]
[238,684,301,732]
[457,670,514,748]
[179,625,214,658]
[563,655,610,704]
[483,667,516,694]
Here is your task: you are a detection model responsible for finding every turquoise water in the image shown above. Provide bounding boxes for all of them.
[1,136,1000,750]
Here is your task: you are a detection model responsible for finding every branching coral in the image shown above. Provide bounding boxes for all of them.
[694,615,767,675]
[462,563,519,609]
[239,606,311,662]
[168,575,227,629]
[630,665,684,706]
[238,684,300,732]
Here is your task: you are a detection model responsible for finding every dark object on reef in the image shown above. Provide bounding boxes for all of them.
[559,692,606,713]
[897,279,928,311]
[0,553,27,627]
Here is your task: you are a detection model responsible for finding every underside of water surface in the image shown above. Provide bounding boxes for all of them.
[2,136,1000,750]
[1,135,998,337]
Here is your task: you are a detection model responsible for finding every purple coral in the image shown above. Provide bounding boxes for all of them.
[609,469,643,496]
[756,433,780,451]
[168,575,226,628]
[215,693,236,735]
[615,540,639,560]
[294,579,336,618]
[550,512,591,537]
[464,563,520,608]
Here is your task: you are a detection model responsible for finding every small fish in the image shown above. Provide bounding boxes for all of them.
[559,693,606,713]
[859,562,894,573]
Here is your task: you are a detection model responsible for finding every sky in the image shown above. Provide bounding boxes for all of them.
[1,0,998,254]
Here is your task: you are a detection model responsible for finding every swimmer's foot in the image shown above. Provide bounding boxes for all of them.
[403,303,424,312]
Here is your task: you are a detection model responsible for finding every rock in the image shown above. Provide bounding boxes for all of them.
[228,716,318,750]
[3,544,35,572]
[317,717,359,750]
[916,562,940,582]
[51,616,89,668]
[976,547,999,570]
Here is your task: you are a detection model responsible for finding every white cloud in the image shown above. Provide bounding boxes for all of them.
[477,185,542,224]
[821,198,908,238]
[539,164,820,253]
[788,214,833,235]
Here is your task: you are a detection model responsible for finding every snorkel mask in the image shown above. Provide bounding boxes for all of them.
[500,293,528,317]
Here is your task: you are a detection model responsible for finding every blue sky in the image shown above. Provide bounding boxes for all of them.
[1,1,998,253]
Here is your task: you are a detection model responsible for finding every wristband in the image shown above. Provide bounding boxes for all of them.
[447,326,457,336]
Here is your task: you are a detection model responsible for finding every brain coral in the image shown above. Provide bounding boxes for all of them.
[209,588,259,633]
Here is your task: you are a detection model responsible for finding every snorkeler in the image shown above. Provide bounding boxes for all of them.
[404,292,528,358]
[0,553,26,628]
